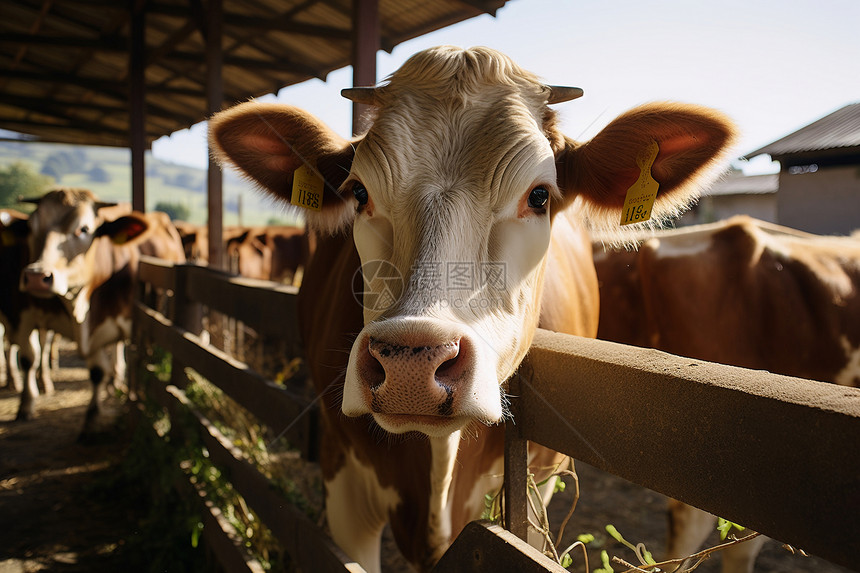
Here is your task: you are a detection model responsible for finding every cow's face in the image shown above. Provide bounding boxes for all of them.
[210,46,736,437]
[339,50,567,435]
[20,188,148,298]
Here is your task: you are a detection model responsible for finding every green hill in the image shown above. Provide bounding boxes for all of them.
[0,140,302,226]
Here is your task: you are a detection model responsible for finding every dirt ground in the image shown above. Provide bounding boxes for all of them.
[0,343,208,573]
[0,344,853,573]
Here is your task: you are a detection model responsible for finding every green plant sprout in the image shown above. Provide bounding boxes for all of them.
[716,518,745,541]
[605,525,657,566]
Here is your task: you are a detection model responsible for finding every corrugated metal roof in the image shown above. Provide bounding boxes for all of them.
[704,172,778,196]
[746,102,860,159]
[0,0,510,147]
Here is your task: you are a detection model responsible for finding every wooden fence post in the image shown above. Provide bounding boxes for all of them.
[504,372,529,541]
[173,264,203,336]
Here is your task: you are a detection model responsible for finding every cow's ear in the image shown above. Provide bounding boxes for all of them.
[1,217,29,245]
[556,102,736,229]
[94,214,150,245]
[209,102,357,234]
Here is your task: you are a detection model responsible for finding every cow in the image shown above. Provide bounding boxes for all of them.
[1,208,32,391]
[176,220,314,285]
[13,187,156,436]
[172,220,209,262]
[593,215,860,572]
[209,46,736,572]
[1,208,56,394]
[104,207,188,388]
[225,225,314,284]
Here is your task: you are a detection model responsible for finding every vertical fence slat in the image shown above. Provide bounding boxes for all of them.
[504,373,529,541]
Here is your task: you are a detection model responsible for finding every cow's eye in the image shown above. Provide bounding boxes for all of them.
[527,187,549,209]
[353,183,369,207]
[76,225,90,237]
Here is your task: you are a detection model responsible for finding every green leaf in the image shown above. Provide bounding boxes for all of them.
[561,553,573,568]
[717,518,745,540]
[555,479,567,493]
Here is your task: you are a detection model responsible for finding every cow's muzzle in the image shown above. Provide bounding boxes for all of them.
[21,268,58,298]
[344,317,502,435]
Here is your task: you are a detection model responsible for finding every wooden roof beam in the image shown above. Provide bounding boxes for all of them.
[0,92,195,125]
[165,51,322,77]
[0,116,140,138]
[1,68,243,101]
[0,93,127,114]
[146,2,349,39]
[0,33,126,51]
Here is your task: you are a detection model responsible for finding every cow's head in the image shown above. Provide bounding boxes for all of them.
[210,46,735,437]
[20,187,149,298]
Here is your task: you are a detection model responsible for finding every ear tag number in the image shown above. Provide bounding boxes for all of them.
[290,164,324,212]
[620,140,660,226]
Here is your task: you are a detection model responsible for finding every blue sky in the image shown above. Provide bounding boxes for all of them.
[151,0,860,175]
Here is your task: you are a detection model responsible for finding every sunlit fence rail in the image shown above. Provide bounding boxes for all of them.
[131,256,860,572]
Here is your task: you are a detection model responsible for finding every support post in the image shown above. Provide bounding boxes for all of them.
[129,0,146,213]
[351,0,379,135]
[504,373,530,541]
[206,0,224,270]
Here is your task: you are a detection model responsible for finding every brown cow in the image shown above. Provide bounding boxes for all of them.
[225,225,314,284]
[172,220,209,262]
[593,215,860,572]
[176,220,313,284]
[210,46,735,572]
[14,188,156,435]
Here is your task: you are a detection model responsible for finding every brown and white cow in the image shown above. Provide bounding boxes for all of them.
[210,46,736,572]
[1,208,34,391]
[14,188,154,435]
[1,208,57,394]
[593,215,860,572]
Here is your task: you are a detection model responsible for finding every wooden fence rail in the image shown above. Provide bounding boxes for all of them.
[132,257,860,572]
[505,331,860,569]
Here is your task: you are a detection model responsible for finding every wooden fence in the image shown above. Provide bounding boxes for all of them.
[131,256,860,572]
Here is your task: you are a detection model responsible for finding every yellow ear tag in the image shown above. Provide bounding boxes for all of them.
[620,140,660,226]
[290,164,324,212]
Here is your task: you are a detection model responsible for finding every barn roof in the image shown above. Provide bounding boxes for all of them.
[746,102,860,159]
[704,171,778,197]
[0,0,509,148]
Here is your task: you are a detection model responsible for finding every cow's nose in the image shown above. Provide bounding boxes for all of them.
[359,335,470,417]
[23,269,53,289]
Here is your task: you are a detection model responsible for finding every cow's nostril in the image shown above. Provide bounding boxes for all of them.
[437,357,458,374]
[361,339,386,390]
[41,273,53,285]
